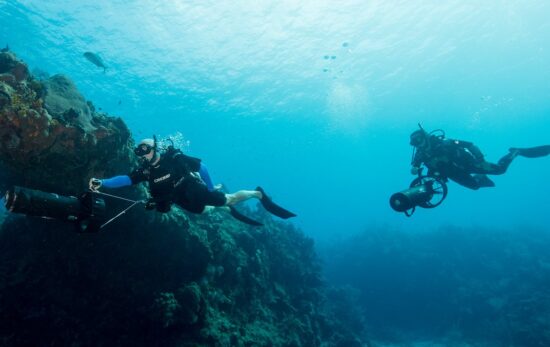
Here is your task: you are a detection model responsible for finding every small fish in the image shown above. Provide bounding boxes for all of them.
[83,51,107,72]
[1,44,9,53]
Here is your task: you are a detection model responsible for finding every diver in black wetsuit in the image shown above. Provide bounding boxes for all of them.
[409,127,550,190]
[89,138,296,225]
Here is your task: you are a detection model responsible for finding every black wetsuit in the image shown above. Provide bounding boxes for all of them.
[412,137,517,190]
[129,150,226,213]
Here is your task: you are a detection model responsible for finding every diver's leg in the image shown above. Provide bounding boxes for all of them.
[474,145,550,175]
[471,151,518,175]
[200,196,262,225]
[201,190,263,225]
[495,150,520,174]
[225,187,296,219]
[174,181,223,214]
[447,172,483,190]
[473,174,495,188]
[224,190,261,206]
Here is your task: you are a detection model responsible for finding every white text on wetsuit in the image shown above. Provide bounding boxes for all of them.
[153,174,171,183]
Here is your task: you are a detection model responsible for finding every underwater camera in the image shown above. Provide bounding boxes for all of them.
[390,175,448,217]
[4,186,106,233]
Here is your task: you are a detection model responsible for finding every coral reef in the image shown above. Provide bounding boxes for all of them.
[0,52,364,346]
[42,74,95,131]
[0,51,133,195]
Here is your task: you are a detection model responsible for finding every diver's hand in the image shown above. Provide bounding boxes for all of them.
[89,178,102,191]
[410,167,420,175]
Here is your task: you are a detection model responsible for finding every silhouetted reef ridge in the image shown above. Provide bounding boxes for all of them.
[323,226,550,347]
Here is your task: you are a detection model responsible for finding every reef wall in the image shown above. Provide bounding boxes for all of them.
[0,52,365,346]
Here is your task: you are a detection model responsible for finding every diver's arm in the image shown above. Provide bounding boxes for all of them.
[410,152,423,174]
[174,153,202,172]
[172,153,218,190]
[198,162,215,191]
[89,175,132,191]
[89,167,147,191]
[101,175,133,188]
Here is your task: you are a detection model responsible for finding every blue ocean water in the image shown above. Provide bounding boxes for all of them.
[1,1,548,240]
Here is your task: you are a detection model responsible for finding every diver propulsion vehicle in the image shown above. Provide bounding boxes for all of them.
[4,186,106,232]
[390,175,448,217]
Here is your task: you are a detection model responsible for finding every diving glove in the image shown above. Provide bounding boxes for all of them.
[89,178,102,191]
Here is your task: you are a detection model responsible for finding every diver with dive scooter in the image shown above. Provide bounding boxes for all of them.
[2,135,296,231]
[390,124,550,216]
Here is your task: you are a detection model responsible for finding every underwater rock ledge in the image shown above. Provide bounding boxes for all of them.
[0,52,365,346]
[0,51,133,194]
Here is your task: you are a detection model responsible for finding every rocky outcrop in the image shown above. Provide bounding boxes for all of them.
[0,52,29,82]
[0,52,132,194]
[42,74,95,131]
[0,52,365,346]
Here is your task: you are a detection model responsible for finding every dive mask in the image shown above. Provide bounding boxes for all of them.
[134,143,153,157]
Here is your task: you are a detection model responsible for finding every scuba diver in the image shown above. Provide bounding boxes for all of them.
[89,138,296,225]
[409,126,550,190]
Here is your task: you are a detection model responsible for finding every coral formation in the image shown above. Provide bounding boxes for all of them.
[0,52,365,346]
[0,51,133,195]
[41,74,95,131]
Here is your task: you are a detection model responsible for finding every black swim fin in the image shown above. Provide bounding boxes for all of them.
[229,206,263,226]
[473,174,495,188]
[510,145,550,158]
[256,187,297,219]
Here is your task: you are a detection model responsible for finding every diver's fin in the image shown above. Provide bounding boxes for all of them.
[473,174,495,188]
[229,206,263,226]
[510,145,550,158]
[256,186,297,219]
